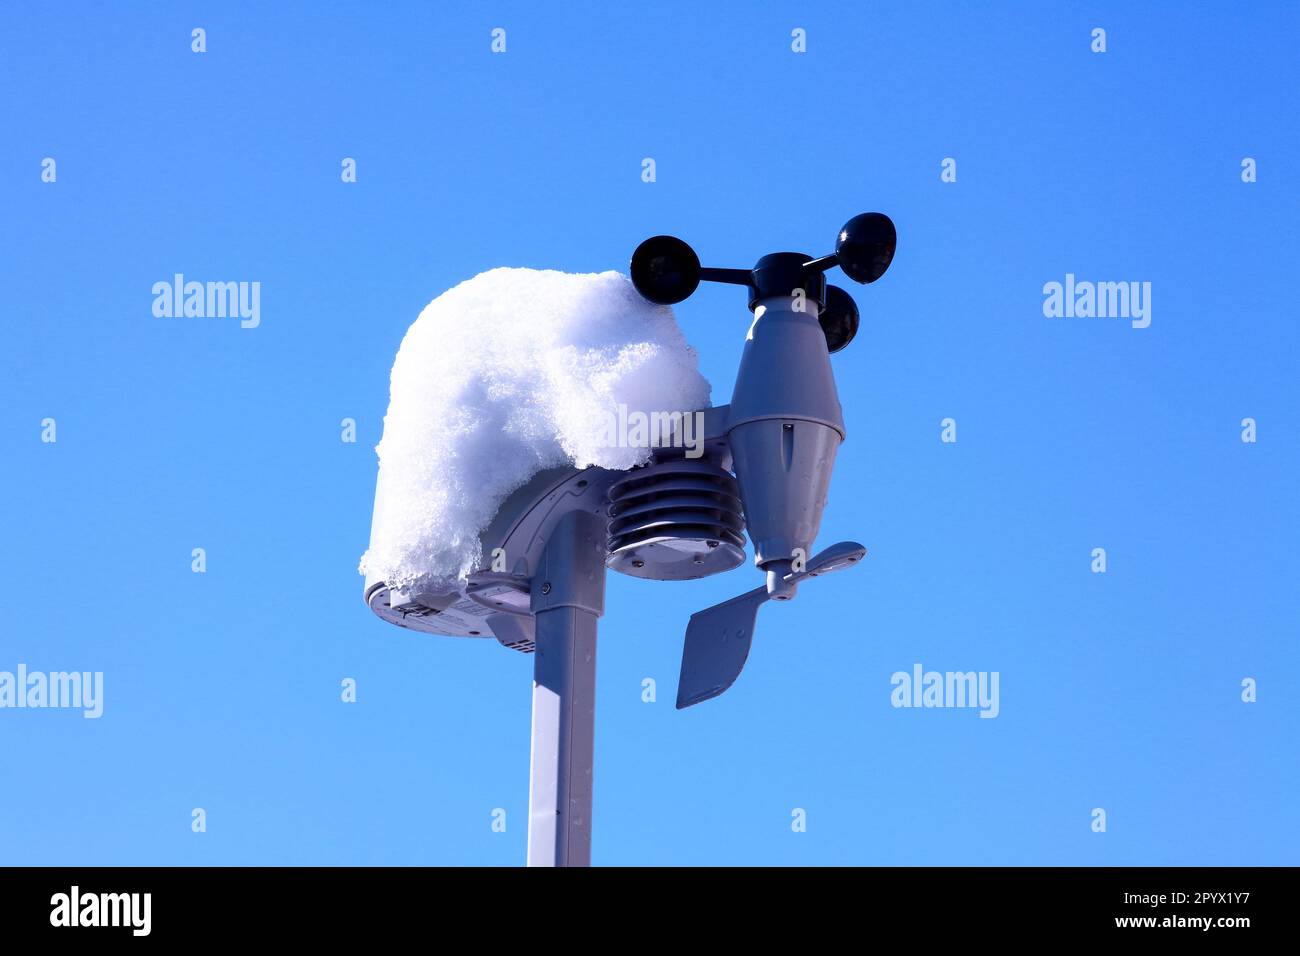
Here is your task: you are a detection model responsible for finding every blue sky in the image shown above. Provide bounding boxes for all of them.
[1,2,1296,866]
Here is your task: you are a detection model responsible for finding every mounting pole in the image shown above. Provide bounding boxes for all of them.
[526,509,606,867]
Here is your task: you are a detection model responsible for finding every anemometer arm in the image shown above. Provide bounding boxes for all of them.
[698,267,753,286]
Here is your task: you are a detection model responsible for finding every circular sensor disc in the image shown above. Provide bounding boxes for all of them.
[607,530,746,581]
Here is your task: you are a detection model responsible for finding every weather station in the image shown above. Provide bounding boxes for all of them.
[362,213,898,866]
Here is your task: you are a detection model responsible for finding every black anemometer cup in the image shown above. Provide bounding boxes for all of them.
[819,285,861,353]
[629,235,702,305]
[833,212,896,284]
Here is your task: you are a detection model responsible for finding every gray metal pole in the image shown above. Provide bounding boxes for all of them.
[526,509,606,867]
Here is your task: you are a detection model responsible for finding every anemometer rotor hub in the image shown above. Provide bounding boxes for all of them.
[748,252,824,311]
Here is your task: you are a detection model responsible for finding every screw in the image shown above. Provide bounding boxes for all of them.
[632,559,644,568]
[541,582,552,594]
[706,540,719,549]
